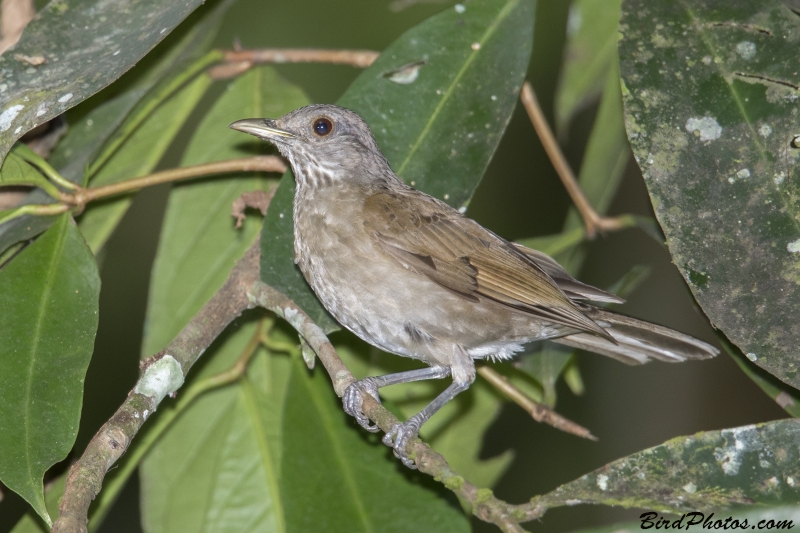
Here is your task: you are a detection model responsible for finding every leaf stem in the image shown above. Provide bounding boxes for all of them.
[0,202,70,225]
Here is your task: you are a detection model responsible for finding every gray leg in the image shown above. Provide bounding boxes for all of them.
[382,379,470,468]
[343,366,450,433]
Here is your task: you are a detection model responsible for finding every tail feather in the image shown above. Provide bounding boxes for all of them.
[553,307,719,365]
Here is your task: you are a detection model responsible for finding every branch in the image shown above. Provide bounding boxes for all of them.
[519,82,628,239]
[476,366,596,441]
[209,48,379,79]
[52,241,261,533]
[61,156,286,209]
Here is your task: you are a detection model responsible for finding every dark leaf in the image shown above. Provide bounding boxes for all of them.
[0,0,209,162]
[619,0,800,388]
[542,419,800,511]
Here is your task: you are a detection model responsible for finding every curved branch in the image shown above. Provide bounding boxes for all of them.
[51,242,261,533]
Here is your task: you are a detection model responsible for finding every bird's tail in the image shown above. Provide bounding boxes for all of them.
[553,306,719,365]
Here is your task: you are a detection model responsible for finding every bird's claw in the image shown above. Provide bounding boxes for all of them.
[343,379,381,433]
[382,418,421,469]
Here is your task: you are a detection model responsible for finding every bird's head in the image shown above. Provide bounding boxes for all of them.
[229,104,395,188]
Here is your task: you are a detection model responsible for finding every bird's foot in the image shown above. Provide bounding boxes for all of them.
[382,415,423,469]
[343,378,381,432]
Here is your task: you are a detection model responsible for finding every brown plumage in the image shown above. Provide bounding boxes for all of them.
[230,104,718,468]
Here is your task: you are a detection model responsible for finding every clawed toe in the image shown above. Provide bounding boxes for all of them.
[382,421,419,469]
[343,380,381,432]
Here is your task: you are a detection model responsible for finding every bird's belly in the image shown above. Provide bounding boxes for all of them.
[294,204,554,364]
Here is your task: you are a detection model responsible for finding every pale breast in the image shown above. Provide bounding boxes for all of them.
[293,185,554,365]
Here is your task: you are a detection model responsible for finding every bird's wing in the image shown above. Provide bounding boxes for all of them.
[511,244,625,304]
[363,190,611,339]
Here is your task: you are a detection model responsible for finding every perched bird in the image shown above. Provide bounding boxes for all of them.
[230,104,718,467]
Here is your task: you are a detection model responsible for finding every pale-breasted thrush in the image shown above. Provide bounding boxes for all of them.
[230,104,718,467]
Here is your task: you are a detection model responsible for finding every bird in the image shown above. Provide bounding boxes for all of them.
[229,104,719,467]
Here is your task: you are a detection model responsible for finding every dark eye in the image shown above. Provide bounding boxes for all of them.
[313,117,333,136]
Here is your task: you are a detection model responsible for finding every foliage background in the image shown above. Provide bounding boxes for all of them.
[0,0,790,532]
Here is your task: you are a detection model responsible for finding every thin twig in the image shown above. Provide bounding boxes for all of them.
[519,81,628,239]
[61,156,286,208]
[209,48,379,79]
[477,366,596,441]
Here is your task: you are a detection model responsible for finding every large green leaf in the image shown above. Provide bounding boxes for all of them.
[540,419,800,511]
[0,214,100,524]
[0,0,233,259]
[0,0,208,162]
[281,357,470,533]
[142,66,307,356]
[77,72,213,253]
[141,321,291,533]
[619,1,800,388]
[261,0,535,332]
[556,0,622,134]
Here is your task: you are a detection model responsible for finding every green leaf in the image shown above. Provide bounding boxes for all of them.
[0,0,209,162]
[555,0,622,134]
[541,419,800,512]
[281,356,470,533]
[0,0,233,259]
[0,152,59,199]
[619,1,800,388]
[261,0,535,332]
[77,72,213,253]
[141,320,292,533]
[0,214,100,524]
[142,66,307,356]
[9,475,65,533]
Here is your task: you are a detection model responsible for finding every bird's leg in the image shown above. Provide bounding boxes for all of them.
[382,378,471,468]
[343,366,450,432]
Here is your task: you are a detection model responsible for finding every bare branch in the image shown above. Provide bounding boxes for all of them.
[61,156,287,208]
[477,366,596,441]
[519,82,628,239]
[209,48,379,79]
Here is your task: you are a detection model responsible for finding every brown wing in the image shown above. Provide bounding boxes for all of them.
[511,243,625,304]
[363,190,612,340]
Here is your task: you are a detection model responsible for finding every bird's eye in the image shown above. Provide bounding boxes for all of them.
[313,117,333,136]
